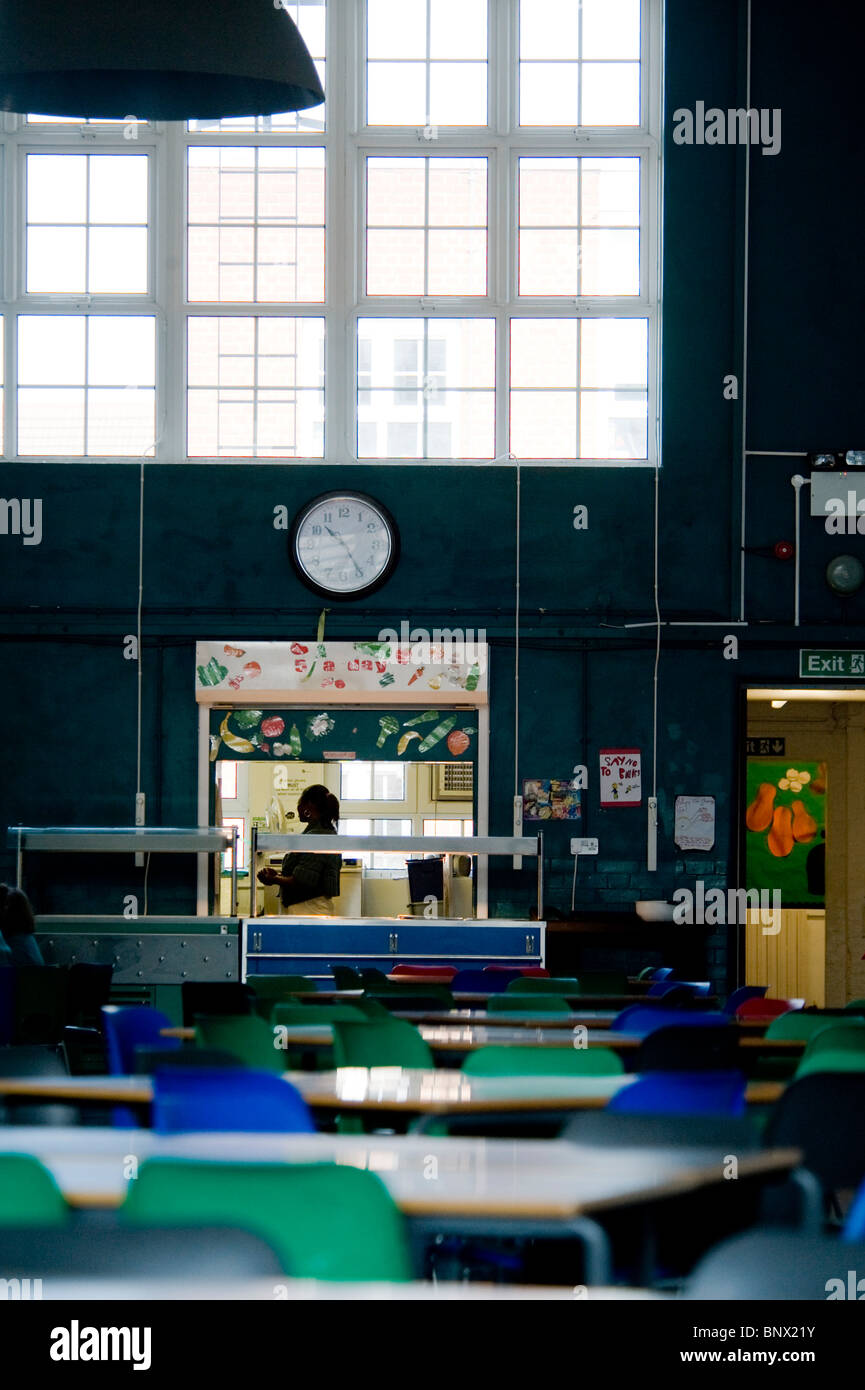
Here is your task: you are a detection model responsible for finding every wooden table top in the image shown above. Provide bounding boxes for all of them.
[0,1125,800,1221]
[27,1277,663,1301]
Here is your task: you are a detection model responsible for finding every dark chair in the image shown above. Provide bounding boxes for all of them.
[763,1072,865,1201]
[452,970,510,992]
[367,987,454,1012]
[61,1025,108,1076]
[14,966,68,1044]
[635,1024,740,1073]
[181,982,255,1026]
[0,1223,284,1278]
[576,970,629,995]
[686,1230,865,1300]
[330,964,362,989]
[563,1109,762,1154]
[66,963,113,1028]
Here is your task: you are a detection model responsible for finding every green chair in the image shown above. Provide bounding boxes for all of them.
[796,1024,865,1079]
[486,994,571,1014]
[121,1159,412,1281]
[332,1019,433,1069]
[366,985,454,1010]
[271,1003,368,1027]
[195,1014,286,1074]
[507,977,580,995]
[573,971,629,995]
[0,1155,69,1226]
[353,998,391,1018]
[637,966,657,982]
[249,975,318,1016]
[462,1045,624,1077]
[765,1011,842,1042]
[844,998,865,1014]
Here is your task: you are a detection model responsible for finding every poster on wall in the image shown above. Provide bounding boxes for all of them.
[599,749,642,807]
[674,795,716,851]
[745,759,827,906]
[523,779,582,821]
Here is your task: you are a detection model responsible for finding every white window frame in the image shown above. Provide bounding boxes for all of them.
[0,0,662,467]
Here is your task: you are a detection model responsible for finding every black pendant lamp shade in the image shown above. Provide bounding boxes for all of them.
[0,1,325,120]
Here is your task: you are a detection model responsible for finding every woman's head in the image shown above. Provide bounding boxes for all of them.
[298,784,339,826]
[0,884,36,936]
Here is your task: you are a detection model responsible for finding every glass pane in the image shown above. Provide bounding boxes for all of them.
[27,155,86,222]
[520,63,579,125]
[88,317,156,385]
[510,390,577,459]
[429,63,487,125]
[519,229,580,295]
[580,318,648,388]
[581,158,640,226]
[580,228,640,295]
[367,159,426,226]
[367,229,426,295]
[580,389,647,459]
[89,155,148,223]
[428,159,486,227]
[86,388,156,455]
[436,318,495,387]
[520,158,579,227]
[367,0,427,58]
[372,763,406,799]
[430,0,487,59]
[18,389,85,455]
[581,0,641,59]
[367,61,428,125]
[427,229,486,294]
[88,227,148,293]
[519,0,580,60]
[581,63,640,125]
[510,319,577,389]
[341,763,373,799]
[18,317,85,384]
[431,389,494,457]
[27,228,87,293]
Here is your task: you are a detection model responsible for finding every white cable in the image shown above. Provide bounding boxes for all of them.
[571,848,578,914]
[142,852,151,917]
[136,454,145,802]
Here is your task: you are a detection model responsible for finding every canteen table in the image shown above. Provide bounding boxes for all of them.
[0,1124,801,1284]
[28,1277,663,1301]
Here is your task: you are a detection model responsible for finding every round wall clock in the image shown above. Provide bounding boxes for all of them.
[289,491,400,600]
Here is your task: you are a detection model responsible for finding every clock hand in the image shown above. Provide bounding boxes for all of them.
[324,526,363,577]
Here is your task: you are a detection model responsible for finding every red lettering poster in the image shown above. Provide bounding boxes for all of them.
[599,748,642,807]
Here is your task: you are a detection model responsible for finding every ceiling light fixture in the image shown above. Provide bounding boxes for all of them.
[770,700,788,709]
[0,0,324,121]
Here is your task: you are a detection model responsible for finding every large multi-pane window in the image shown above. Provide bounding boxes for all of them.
[0,0,659,464]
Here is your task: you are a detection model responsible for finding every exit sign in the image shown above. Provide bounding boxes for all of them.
[799,649,865,678]
[747,737,786,756]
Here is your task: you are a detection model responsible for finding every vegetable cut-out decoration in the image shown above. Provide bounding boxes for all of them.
[768,805,795,858]
[746,782,776,832]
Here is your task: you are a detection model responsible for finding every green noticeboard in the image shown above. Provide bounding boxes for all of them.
[799,649,865,678]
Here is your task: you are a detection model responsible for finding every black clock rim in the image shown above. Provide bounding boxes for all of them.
[288,490,400,602]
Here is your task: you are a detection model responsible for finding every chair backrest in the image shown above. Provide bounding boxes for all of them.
[151,1068,315,1134]
[452,970,510,992]
[764,1010,840,1041]
[483,965,550,977]
[795,1024,865,1079]
[271,1002,368,1026]
[608,1070,747,1116]
[101,1005,178,1074]
[0,1154,68,1226]
[686,1231,865,1300]
[610,1007,729,1036]
[181,982,255,1026]
[462,1045,623,1077]
[635,1024,739,1073]
[136,1047,245,1073]
[391,964,457,979]
[844,998,865,1015]
[507,977,580,994]
[646,981,698,1000]
[843,1176,865,1242]
[248,975,318,1015]
[195,1013,286,1073]
[763,1073,865,1192]
[0,967,14,1045]
[0,1224,284,1278]
[366,985,454,1010]
[486,993,571,1014]
[564,1110,761,1153]
[66,963,114,1027]
[723,984,768,1014]
[569,971,629,995]
[649,967,674,980]
[14,965,69,1043]
[121,1159,412,1281]
[331,1018,433,1069]
[330,964,362,989]
[735,996,803,1020]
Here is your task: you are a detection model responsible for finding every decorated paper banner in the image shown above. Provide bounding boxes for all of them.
[209,707,479,764]
[599,749,642,807]
[674,795,716,851]
[523,779,582,821]
[195,640,488,705]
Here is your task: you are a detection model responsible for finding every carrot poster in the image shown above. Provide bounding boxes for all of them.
[745,759,827,905]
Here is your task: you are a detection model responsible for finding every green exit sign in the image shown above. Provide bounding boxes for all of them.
[799,649,865,678]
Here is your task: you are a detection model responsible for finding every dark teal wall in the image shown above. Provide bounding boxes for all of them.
[3,1,865,982]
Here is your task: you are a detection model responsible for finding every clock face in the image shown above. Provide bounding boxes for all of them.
[289,492,399,600]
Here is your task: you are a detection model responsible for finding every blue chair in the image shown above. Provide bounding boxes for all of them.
[611,1007,729,1036]
[843,1177,865,1242]
[452,970,510,993]
[152,1067,316,1134]
[646,980,710,999]
[649,967,674,981]
[101,1005,179,1074]
[724,985,768,1015]
[608,1071,747,1116]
